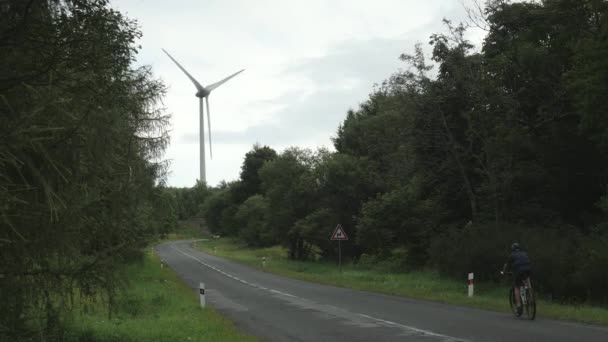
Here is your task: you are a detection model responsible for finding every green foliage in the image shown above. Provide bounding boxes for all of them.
[0,0,172,338]
[235,144,278,202]
[64,250,257,342]
[315,153,378,223]
[430,223,517,282]
[153,187,180,238]
[567,1,608,149]
[168,181,212,220]
[192,0,608,305]
[259,147,320,257]
[195,238,608,326]
[288,208,335,261]
[198,145,278,237]
[235,195,271,246]
[356,185,442,270]
[201,184,239,235]
[579,225,608,304]
[430,222,608,305]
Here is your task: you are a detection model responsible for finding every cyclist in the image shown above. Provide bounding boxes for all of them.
[501,242,532,315]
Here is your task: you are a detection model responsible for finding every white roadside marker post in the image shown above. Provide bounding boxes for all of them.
[262,256,267,268]
[468,273,474,297]
[199,282,206,307]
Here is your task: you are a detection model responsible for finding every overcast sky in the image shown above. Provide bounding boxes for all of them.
[113,0,487,187]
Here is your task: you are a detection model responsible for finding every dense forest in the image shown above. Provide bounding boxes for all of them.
[171,0,608,306]
[1,0,175,339]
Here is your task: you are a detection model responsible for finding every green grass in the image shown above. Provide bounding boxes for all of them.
[194,238,608,326]
[65,247,257,342]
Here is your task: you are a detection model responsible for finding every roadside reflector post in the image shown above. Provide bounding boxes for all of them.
[262,256,267,268]
[199,282,206,307]
[468,273,474,297]
[160,259,165,269]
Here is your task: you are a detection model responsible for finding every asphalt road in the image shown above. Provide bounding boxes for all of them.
[155,240,608,342]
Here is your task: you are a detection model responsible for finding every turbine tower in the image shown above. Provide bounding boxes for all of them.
[162,48,244,184]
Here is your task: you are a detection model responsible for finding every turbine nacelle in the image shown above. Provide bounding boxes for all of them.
[196,89,210,98]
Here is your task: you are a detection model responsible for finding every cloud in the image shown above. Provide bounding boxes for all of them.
[113,0,489,186]
[178,37,420,148]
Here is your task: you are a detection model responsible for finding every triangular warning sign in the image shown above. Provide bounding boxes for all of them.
[331,224,349,241]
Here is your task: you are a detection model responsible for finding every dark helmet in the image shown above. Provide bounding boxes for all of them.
[511,242,521,251]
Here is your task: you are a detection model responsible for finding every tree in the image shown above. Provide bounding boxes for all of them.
[192,0,608,304]
[0,0,170,337]
[259,147,320,259]
[235,195,271,247]
[175,181,212,219]
[236,144,278,202]
[152,187,179,238]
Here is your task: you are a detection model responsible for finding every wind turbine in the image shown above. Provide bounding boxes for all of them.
[162,48,244,184]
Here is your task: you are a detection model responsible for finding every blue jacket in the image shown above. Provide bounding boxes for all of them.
[508,250,531,273]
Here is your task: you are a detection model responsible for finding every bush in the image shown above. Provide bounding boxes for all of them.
[356,248,410,273]
[429,222,509,282]
[430,222,608,305]
[356,186,440,270]
[235,195,272,247]
[577,225,608,304]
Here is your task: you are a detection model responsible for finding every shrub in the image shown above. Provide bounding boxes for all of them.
[430,222,608,304]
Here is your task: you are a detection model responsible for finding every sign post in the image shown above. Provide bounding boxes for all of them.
[339,240,341,272]
[330,224,348,272]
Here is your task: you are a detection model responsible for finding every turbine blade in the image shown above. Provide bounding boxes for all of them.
[206,69,245,92]
[162,48,205,92]
[206,97,212,159]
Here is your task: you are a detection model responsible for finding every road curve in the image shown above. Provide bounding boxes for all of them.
[155,240,608,342]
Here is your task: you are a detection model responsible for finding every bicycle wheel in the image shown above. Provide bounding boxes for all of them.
[508,288,520,317]
[525,288,536,320]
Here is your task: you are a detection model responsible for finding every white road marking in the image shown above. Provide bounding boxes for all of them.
[169,242,468,342]
[357,313,463,340]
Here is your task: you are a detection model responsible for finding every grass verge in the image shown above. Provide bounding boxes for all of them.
[65,246,257,342]
[194,238,608,326]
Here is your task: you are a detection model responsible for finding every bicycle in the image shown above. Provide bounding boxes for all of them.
[502,271,536,320]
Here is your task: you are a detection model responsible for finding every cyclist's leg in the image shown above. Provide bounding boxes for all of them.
[523,271,533,300]
[513,272,522,307]
[526,270,532,288]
